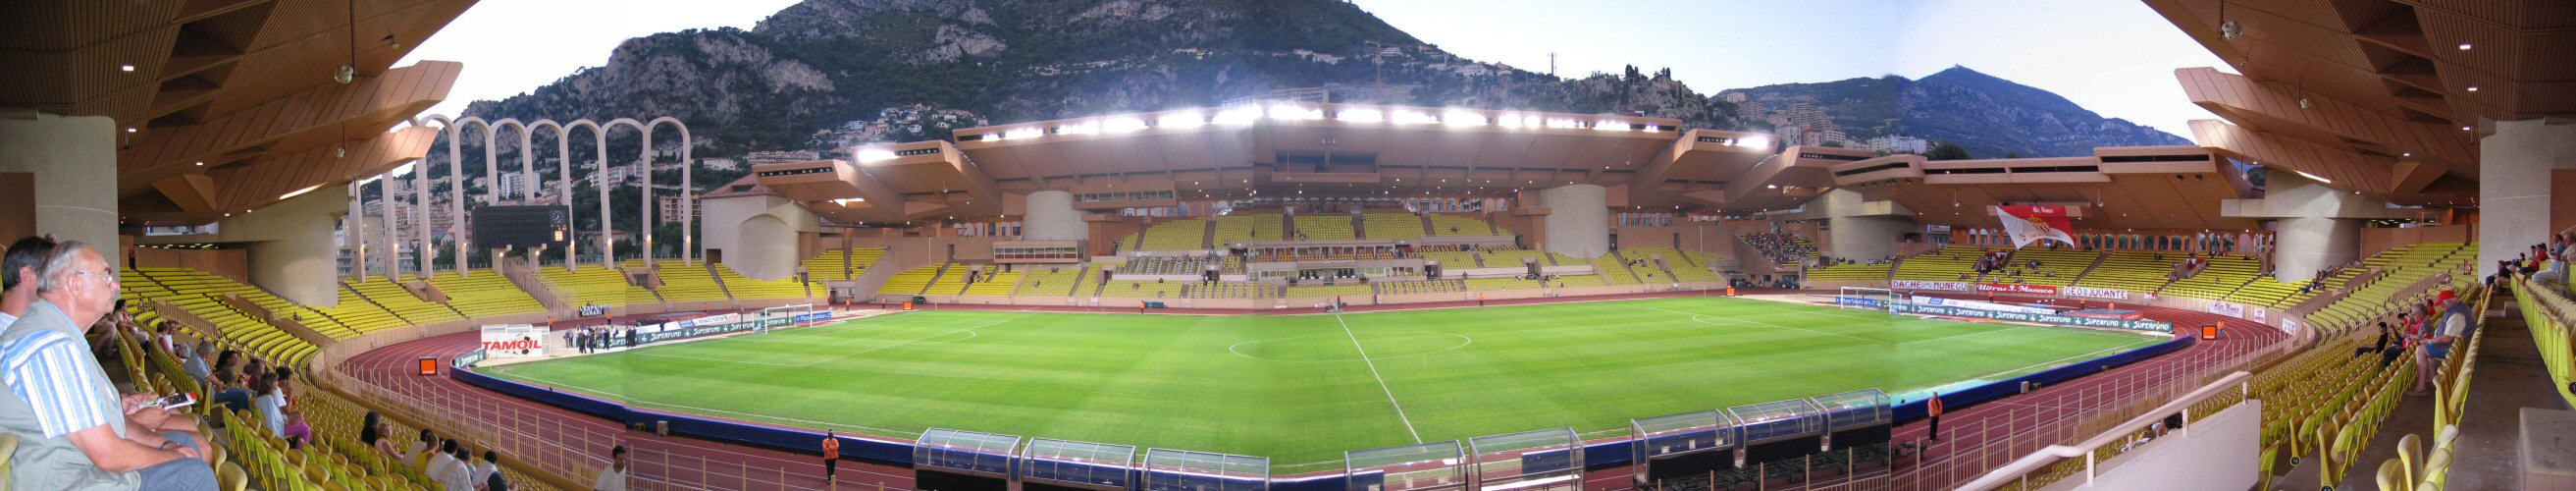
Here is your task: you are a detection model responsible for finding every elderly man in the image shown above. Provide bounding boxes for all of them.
[2409,294,2474,397]
[0,241,219,490]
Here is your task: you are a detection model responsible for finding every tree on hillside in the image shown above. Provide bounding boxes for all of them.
[1820,140,1846,148]
[1926,142,1971,161]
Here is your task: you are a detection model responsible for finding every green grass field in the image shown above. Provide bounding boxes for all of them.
[481,297,2158,468]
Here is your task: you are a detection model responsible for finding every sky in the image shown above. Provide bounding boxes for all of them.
[402,0,2230,141]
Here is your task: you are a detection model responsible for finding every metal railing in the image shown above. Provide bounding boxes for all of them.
[1955,370,2252,491]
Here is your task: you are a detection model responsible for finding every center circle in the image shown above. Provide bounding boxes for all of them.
[1230,332,1473,362]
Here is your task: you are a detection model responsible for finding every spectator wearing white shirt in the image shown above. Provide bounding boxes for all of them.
[431,439,473,491]
[595,444,629,491]
[472,450,501,488]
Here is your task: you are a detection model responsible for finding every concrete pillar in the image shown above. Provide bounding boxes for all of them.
[1022,191,1086,241]
[1537,184,1609,258]
[1816,189,1908,261]
[218,189,347,306]
[2264,174,2370,282]
[0,113,119,247]
[1827,216,1910,262]
[2477,119,2576,276]
[699,194,817,280]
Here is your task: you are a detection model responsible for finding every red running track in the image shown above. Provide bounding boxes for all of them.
[335,295,2283,491]
[341,331,919,491]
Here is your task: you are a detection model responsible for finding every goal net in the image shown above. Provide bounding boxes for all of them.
[1836,287,1896,312]
[756,303,821,333]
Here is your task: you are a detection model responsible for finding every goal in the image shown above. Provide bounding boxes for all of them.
[1836,287,1896,312]
[756,303,821,333]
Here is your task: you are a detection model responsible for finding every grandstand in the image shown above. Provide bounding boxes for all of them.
[1136,219,1211,250]
[1014,264,1087,297]
[1291,214,1357,241]
[1361,212,1426,240]
[876,264,948,296]
[540,266,640,309]
[715,263,811,300]
[425,271,548,318]
[15,3,2558,488]
[960,270,1024,297]
[1212,213,1285,245]
[651,260,733,303]
[1890,246,1987,283]
[347,277,466,326]
[1429,213,1498,236]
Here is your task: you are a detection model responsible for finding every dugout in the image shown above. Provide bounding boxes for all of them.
[1808,389,1894,479]
[1725,400,1826,466]
[1020,438,1135,491]
[1142,448,1269,491]
[1627,409,1738,485]
[1466,428,1583,491]
[916,428,1020,491]
[1344,441,1465,491]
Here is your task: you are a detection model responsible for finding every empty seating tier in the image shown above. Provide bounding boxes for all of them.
[716,263,810,300]
[1138,219,1211,250]
[1015,264,1087,297]
[651,260,731,303]
[424,271,546,318]
[1362,213,1425,240]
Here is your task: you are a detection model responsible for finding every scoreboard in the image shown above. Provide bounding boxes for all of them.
[471,205,570,248]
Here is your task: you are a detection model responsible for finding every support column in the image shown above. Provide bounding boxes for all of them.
[0,113,119,247]
[2478,119,2576,276]
[220,189,347,306]
[2258,174,2369,282]
[1537,184,1609,258]
[1022,191,1086,241]
[1817,189,1908,261]
[346,183,364,281]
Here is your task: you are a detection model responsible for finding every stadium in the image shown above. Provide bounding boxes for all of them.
[0,1,2569,491]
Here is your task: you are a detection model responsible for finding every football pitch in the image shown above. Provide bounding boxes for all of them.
[479,297,2160,467]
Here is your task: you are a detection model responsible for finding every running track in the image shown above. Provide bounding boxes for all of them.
[334,295,2286,491]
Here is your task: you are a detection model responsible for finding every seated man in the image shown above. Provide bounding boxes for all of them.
[2410,296,2473,397]
[0,241,217,490]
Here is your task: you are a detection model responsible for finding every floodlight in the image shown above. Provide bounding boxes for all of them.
[1004,128,1044,139]
[1735,136,1770,148]
[1056,122,1098,136]
[1594,121,1631,132]
[1444,111,1485,127]
[856,148,898,163]
[1104,117,1148,133]
[1158,113,1206,129]
[2292,170,2333,184]
[1213,107,1261,126]
[1337,108,1384,123]
[1393,110,1438,125]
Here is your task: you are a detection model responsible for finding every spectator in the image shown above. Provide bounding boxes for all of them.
[2353,322,2392,357]
[280,409,312,449]
[182,341,214,389]
[0,236,58,327]
[211,375,254,414]
[0,241,218,490]
[596,444,630,491]
[211,350,239,387]
[432,439,472,491]
[2409,296,2473,396]
[474,450,502,489]
[410,428,439,468]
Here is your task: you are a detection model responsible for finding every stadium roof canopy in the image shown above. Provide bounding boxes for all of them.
[0,0,474,226]
[2145,0,2573,206]
[759,102,1816,223]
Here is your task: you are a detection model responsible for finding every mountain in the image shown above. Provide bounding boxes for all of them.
[1719,66,2190,159]
[455,0,1742,164]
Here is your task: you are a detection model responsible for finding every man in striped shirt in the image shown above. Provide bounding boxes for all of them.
[0,242,216,490]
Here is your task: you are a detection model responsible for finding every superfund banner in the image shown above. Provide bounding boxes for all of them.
[2065,286,2130,300]
[1893,280,1971,292]
[1975,283,2061,296]
[1896,302,2173,333]
[1912,296,2058,315]
[479,324,551,358]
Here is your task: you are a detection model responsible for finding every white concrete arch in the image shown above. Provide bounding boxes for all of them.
[595,118,650,269]
[644,117,696,266]
[409,115,453,277]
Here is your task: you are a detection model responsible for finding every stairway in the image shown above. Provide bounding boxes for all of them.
[1416,212,1435,238]
[701,260,736,300]
[2067,250,2111,286]
[1200,219,1219,249]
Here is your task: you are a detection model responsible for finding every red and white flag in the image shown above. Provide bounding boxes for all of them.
[1994,205,2077,248]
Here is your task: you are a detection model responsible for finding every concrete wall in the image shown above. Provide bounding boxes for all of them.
[699,194,819,280]
[2045,402,2259,491]
[0,113,119,247]
[2478,119,2576,276]
[1537,185,1608,258]
[132,248,250,282]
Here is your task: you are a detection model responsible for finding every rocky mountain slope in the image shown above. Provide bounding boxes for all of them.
[1722,67,2190,158]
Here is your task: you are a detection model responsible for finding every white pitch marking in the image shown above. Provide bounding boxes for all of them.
[1337,314,1423,443]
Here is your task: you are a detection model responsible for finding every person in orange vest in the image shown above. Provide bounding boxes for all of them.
[1927,392,1944,443]
[822,430,841,482]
